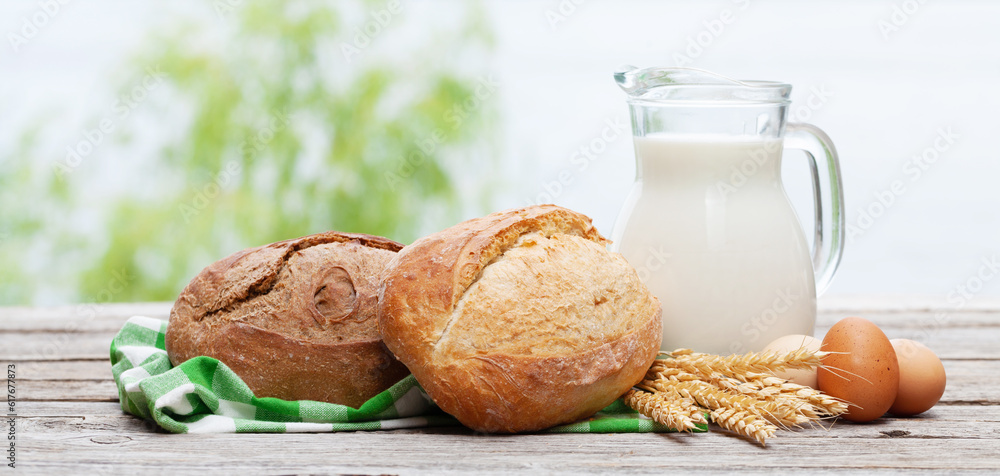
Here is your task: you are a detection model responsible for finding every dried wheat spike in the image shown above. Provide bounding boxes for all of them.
[711,407,777,446]
[716,376,813,417]
[780,383,849,416]
[635,383,710,427]
[624,389,706,432]
[728,374,848,417]
[669,379,810,427]
[644,366,701,383]
[646,367,814,426]
[654,348,824,379]
[641,348,849,445]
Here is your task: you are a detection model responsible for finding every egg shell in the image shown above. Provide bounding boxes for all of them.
[762,334,822,388]
[889,339,947,416]
[817,317,899,422]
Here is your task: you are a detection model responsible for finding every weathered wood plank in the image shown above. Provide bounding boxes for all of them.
[821,311,1000,330]
[3,296,998,329]
[3,331,113,361]
[14,403,999,439]
[11,462,998,476]
[0,302,170,331]
[12,359,999,406]
[18,379,118,402]
[15,360,112,381]
[9,360,997,404]
[14,399,998,421]
[15,425,1000,474]
[3,303,999,362]
[811,324,1000,360]
[6,324,998,361]
[819,295,1000,313]
[18,401,125,417]
[941,359,1000,403]
[13,396,1000,474]
[4,302,1000,332]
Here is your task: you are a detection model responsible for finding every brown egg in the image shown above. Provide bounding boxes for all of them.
[889,339,947,416]
[763,334,822,388]
[817,317,900,422]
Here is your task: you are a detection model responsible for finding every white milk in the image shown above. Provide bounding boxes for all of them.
[612,134,817,355]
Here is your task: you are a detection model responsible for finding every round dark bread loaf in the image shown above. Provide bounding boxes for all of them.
[166,231,410,409]
[378,205,662,432]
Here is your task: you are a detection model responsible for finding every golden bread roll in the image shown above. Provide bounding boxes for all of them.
[378,205,662,432]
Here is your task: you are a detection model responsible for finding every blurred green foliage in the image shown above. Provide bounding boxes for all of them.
[0,1,497,305]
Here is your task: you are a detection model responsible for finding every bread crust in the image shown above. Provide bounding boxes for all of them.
[166,231,410,408]
[379,205,662,432]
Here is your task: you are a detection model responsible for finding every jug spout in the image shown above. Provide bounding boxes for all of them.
[614,66,791,104]
[612,65,642,95]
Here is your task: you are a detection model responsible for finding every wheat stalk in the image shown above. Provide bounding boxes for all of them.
[652,348,824,379]
[624,388,706,432]
[721,372,849,417]
[710,407,777,445]
[625,347,847,445]
[671,379,809,427]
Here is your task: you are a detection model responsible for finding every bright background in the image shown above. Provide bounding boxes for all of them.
[2,0,998,305]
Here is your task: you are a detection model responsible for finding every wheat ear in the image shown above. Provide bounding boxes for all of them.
[723,373,848,417]
[652,348,824,379]
[710,407,777,445]
[624,389,706,432]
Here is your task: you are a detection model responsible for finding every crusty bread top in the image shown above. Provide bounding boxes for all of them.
[170,231,403,347]
[441,231,653,358]
[379,205,635,366]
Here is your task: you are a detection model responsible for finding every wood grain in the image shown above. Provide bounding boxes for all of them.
[7,312,1000,360]
[3,301,999,474]
[12,359,999,405]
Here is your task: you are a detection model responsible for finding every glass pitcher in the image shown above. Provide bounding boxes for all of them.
[610,67,844,355]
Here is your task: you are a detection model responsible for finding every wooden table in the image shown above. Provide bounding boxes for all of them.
[4,299,999,474]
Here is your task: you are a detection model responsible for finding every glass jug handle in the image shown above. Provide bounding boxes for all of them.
[784,123,845,295]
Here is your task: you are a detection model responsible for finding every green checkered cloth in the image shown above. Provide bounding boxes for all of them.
[111,316,704,434]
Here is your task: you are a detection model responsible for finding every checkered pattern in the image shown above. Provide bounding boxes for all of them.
[111,316,702,434]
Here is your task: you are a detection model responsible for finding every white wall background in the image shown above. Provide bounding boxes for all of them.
[2,0,998,303]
